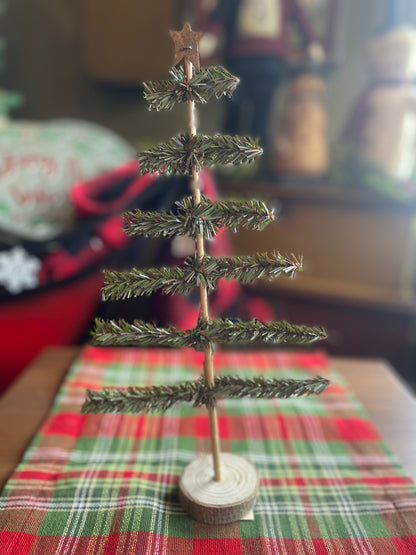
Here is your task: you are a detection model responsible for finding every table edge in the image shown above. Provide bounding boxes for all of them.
[0,346,79,492]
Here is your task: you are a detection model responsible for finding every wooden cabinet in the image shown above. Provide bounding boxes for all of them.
[222,180,416,385]
[82,0,176,84]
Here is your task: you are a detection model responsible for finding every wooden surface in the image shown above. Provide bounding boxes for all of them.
[0,347,415,494]
[222,181,416,378]
[0,347,79,493]
[230,193,415,297]
[251,283,416,382]
[179,453,259,524]
[334,356,416,479]
[83,0,175,83]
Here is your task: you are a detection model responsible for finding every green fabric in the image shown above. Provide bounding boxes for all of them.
[0,347,415,554]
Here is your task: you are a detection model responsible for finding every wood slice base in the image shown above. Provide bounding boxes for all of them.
[179,453,259,524]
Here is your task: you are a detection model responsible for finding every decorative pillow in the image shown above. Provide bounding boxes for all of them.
[0,118,134,239]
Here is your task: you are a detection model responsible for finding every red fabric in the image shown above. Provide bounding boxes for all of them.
[0,272,103,393]
[71,160,156,218]
[43,413,88,437]
[334,417,382,441]
[193,538,243,555]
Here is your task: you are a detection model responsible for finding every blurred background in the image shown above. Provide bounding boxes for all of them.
[1,0,416,394]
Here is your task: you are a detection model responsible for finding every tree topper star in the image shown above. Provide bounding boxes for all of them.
[169,23,203,71]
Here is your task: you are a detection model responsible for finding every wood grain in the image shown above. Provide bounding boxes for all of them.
[179,453,259,524]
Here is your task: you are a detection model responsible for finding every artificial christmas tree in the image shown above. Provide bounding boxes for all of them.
[82,23,328,524]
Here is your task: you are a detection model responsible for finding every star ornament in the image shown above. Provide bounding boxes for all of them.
[169,23,203,71]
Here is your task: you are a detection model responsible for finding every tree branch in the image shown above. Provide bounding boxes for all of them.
[137,134,262,175]
[123,196,274,239]
[92,317,327,350]
[102,252,302,300]
[143,65,239,111]
[82,375,330,414]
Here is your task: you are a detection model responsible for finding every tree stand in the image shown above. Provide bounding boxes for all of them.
[179,453,259,524]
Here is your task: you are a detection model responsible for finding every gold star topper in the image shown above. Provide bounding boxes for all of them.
[169,22,203,71]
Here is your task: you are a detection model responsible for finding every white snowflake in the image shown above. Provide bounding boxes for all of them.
[0,246,41,294]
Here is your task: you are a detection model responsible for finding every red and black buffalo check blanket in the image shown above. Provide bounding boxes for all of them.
[1,347,415,554]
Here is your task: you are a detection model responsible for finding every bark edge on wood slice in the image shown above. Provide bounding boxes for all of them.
[179,452,259,524]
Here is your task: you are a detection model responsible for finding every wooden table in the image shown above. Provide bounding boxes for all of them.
[1,347,415,493]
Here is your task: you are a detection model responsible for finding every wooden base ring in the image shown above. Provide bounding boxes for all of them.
[179,453,259,524]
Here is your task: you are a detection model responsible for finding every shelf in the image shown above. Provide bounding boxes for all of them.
[224,179,416,297]
[221,179,416,211]
[255,274,416,315]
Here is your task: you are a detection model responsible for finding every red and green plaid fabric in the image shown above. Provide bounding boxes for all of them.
[1,347,415,554]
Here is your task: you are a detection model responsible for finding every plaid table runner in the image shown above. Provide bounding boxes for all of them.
[1,347,415,554]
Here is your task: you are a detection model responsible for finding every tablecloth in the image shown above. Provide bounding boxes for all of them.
[1,347,415,554]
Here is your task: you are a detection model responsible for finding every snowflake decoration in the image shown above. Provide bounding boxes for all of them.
[0,246,41,294]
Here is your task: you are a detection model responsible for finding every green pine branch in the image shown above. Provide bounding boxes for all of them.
[123,196,274,239]
[137,133,262,175]
[204,318,326,346]
[92,318,326,350]
[82,375,330,414]
[92,319,198,349]
[143,65,239,111]
[102,252,302,300]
